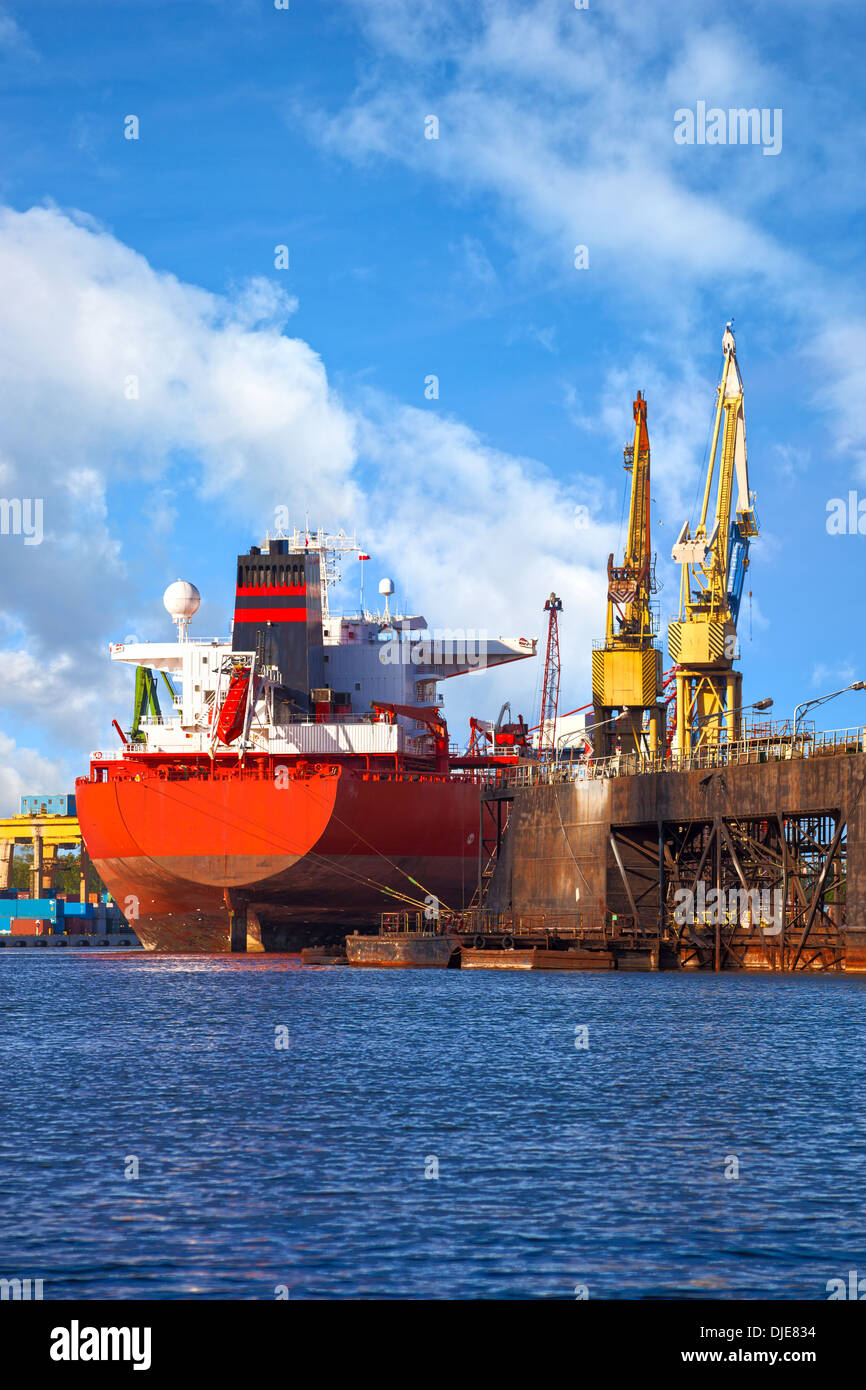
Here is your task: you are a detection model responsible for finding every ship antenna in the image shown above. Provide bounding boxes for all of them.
[163,579,201,644]
[379,577,395,623]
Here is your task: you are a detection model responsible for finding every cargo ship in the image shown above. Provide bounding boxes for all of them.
[75,530,536,951]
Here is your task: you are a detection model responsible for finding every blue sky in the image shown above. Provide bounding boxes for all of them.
[1,0,866,806]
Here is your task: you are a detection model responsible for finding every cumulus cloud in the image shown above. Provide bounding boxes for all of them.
[314,0,798,299]
[0,732,73,815]
[311,0,866,437]
[0,205,357,518]
[355,393,617,717]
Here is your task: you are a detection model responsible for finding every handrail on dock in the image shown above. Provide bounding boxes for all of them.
[496,726,866,788]
[379,908,640,941]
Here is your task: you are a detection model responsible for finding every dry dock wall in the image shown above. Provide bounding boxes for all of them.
[486,751,866,967]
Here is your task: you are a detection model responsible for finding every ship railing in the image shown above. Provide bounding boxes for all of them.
[83,756,472,785]
[433,908,634,941]
[276,713,376,724]
[380,911,437,936]
[269,713,443,726]
[381,908,614,939]
[447,765,521,788]
[112,637,231,648]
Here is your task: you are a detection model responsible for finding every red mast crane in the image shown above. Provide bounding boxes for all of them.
[539,593,562,756]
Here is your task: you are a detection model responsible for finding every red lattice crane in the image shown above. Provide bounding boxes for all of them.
[539,593,562,756]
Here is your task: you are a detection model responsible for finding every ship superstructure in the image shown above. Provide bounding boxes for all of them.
[102,530,535,764]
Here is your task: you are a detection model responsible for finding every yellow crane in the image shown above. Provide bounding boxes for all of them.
[668,323,759,753]
[592,390,664,758]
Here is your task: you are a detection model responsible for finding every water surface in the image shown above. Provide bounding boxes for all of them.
[1,955,864,1299]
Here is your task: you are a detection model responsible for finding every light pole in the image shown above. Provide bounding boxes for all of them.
[555,713,623,760]
[555,707,664,767]
[794,681,866,734]
[691,696,774,741]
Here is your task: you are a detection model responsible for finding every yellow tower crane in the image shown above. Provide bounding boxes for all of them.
[668,323,759,753]
[591,390,664,759]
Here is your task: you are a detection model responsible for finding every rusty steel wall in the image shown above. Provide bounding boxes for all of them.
[486,779,611,918]
[486,752,866,962]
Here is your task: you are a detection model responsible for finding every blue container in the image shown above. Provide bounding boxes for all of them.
[0,898,59,919]
[19,793,76,817]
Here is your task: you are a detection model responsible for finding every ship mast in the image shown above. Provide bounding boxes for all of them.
[274,525,361,622]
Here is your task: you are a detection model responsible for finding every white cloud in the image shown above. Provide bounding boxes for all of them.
[0,6,35,60]
[810,320,866,473]
[454,234,498,292]
[0,205,357,517]
[311,0,866,428]
[809,661,857,692]
[0,731,72,816]
[311,9,799,302]
[355,393,617,723]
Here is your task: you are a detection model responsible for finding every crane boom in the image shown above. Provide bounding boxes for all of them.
[606,391,654,641]
[623,390,651,576]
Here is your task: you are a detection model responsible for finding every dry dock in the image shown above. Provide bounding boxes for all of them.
[481,728,866,971]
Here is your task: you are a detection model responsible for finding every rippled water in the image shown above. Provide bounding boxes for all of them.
[1,955,865,1300]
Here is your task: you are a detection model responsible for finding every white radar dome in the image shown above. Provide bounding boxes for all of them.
[378,577,395,596]
[163,580,201,619]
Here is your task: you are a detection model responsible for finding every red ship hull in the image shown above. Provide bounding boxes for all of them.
[76,767,482,951]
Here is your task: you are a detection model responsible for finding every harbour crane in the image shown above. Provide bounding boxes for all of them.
[668,323,759,752]
[591,390,664,758]
[467,704,530,756]
[538,594,562,756]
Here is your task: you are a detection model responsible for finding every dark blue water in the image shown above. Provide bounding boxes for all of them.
[1,955,865,1300]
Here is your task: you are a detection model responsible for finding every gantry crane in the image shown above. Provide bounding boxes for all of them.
[591,390,664,758]
[668,323,759,753]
